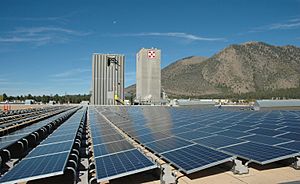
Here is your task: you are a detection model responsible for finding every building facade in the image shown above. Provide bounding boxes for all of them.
[91,54,124,105]
[136,48,161,104]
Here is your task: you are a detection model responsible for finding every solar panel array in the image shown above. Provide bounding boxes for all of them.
[89,107,157,182]
[0,105,299,183]
[0,108,86,184]
[0,109,74,150]
[101,107,234,174]
[102,106,300,172]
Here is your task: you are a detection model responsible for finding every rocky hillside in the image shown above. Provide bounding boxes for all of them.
[126,42,300,98]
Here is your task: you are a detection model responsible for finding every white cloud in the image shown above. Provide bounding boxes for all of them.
[0,36,51,43]
[14,27,91,36]
[248,17,300,33]
[109,32,225,41]
[0,26,91,45]
[51,68,91,78]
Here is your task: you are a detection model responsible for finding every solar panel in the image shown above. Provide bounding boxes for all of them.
[194,135,246,149]
[254,123,285,130]
[161,144,233,174]
[95,147,156,182]
[277,126,300,134]
[176,130,212,140]
[217,129,252,138]
[0,152,69,184]
[134,132,171,144]
[92,133,124,145]
[246,128,286,137]
[26,141,73,158]
[276,132,300,141]
[197,126,225,133]
[145,137,193,154]
[45,131,76,141]
[221,142,298,164]
[277,141,300,152]
[161,127,191,135]
[93,140,135,158]
[226,125,254,132]
[240,134,291,146]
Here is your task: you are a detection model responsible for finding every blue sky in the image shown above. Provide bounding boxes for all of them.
[0,0,300,96]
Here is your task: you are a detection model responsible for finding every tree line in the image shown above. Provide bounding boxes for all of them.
[2,93,91,104]
[168,87,300,101]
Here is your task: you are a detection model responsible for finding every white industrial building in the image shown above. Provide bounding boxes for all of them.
[91,54,124,105]
[136,48,161,104]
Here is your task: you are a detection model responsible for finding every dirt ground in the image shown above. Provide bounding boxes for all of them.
[1,104,48,111]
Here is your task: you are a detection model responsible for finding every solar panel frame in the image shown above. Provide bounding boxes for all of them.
[193,135,247,149]
[277,141,300,152]
[93,140,135,158]
[0,152,69,184]
[240,134,291,146]
[176,130,212,140]
[145,136,194,154]
[161,144,234,174]
[221,142,299,164]
[94,145,157,182]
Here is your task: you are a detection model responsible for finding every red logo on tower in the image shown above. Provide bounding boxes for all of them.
[148,50,156,59]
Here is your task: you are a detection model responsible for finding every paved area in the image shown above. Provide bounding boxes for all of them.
[110,163,300,184]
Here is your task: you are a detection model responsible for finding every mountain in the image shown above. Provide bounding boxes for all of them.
[126,42,300,98]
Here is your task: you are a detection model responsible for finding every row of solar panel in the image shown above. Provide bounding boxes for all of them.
[100,106,300,173]
[0,108,74,150]
[0,108,86,184]
[89,107,156,182]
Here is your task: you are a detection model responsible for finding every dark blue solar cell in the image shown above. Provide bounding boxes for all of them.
[227,125,254,132]
[221,142,298,164]
[129,128,152,137]
[145,137,193,153]
[161,127,191,135]
[92,134,124,145]
[208,122,234,128]
[176,130,212,140]
[181,123,205,130]
[27,141,73,158]
[93,140,134,158]
[135,132,171,144]
[277,126,300,134]
[247,128,286,137]
[197,126,225,133]
[41,134,76,145]
[217,129,252,138]
[254,124,285,130]
[241,134,290,145]
[277,141,300,152]
[95,149,156,182]
[237,121,261,126]
[276,132,300,141]
[279,122,300,127]
[161,144,233,174]
[194,135,246,149]
[0,152,68,183]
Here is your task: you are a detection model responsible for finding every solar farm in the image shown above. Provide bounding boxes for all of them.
[0,106,299,184]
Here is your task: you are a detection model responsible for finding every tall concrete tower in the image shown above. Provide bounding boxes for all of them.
[91,54,124,105]
[136,48,161,104]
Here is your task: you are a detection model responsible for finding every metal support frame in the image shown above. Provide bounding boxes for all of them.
[292,157,300,169]
[159,163,176,184]
[232,159,249,174]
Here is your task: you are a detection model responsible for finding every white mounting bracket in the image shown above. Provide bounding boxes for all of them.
[292,157,300,169]
[160,163,176,184]
[232,159,249,174]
